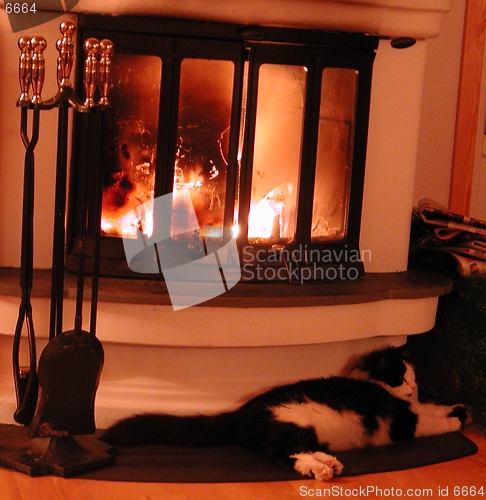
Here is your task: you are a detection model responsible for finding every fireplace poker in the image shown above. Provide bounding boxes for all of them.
[49,21,77,340]
[89,39,114,336]
[74,37,101,334]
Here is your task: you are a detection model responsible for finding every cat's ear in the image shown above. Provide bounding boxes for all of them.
[397,343,411,360]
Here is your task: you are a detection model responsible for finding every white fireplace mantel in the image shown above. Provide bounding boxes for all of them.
[71,0,452,39]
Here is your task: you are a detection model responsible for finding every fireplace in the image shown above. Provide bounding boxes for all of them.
[0,0,455,427]
[66,15,378,282]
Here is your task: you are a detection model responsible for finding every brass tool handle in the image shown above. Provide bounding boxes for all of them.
[56,20,76,88]
[99,39,114,106]
[30,36,47,104]
[83,38,100,108]
[18,37,33,104]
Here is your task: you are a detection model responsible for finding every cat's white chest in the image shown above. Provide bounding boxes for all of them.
[271,401,390,451]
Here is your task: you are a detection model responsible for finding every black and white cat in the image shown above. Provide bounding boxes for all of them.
[102,345,466,481]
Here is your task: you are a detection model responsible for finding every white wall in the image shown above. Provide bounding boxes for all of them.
[0,13,77,269]
[413,0,466,207]
[470,34,486,220]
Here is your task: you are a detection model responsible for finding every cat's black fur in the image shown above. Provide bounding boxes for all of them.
[102,345,466,481]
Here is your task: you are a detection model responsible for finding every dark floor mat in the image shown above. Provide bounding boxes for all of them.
[0,425,478,482]
[0,424,477,483]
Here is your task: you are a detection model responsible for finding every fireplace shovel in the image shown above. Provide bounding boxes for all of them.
[26,95,111,465]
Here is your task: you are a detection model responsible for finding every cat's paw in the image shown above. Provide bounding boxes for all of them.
[448,405,468,425]
[313,452,344,480]
[291,452,343,481]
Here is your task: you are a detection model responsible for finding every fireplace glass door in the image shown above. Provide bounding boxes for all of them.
[172,58,235,240]
[312,67,358,242]
[101,54,161,239]
[67,16,377,282]
[247,63,305,245]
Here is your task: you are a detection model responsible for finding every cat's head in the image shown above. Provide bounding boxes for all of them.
[350,345,417,398]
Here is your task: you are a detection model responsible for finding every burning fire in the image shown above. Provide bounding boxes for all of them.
[101,173,154,238]
[247,183,290,242]
[101,163,296,242]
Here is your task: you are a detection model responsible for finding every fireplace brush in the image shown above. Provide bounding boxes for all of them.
[1,21,116,477]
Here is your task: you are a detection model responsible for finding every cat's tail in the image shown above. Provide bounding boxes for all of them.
[101,412,236,447]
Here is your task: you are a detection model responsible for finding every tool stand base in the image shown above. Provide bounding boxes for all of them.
[0,433,116,477]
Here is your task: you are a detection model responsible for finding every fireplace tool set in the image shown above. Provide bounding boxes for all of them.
[0,21,116,476]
